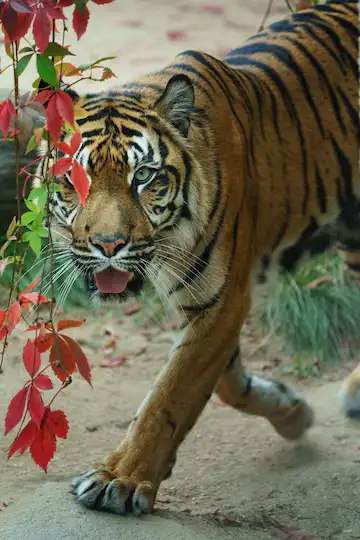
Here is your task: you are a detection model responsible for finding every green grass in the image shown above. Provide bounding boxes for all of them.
[263,251,360,368]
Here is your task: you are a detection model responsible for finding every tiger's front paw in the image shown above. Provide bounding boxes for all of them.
[70,437,175,516]
[70,467,157,516]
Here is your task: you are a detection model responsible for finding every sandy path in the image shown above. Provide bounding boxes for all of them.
[1,303,360,539]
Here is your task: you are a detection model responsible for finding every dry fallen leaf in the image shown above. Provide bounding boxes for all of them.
[263,515,315,540]
[124,302,142,316]
[99,356,128,368]
[167,31,187,41]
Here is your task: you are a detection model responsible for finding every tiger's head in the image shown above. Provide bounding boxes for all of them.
[36,74,209,304]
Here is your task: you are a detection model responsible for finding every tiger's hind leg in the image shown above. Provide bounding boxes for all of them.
[214,346,314,440]
[339,364,360,419]
[337,237,360,418]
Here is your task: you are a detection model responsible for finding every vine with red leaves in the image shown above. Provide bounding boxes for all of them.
[0,0,116,472]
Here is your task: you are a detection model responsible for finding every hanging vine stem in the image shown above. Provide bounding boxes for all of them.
[258,0,275,31]
[0,41,22,373]
[284,0,295,12]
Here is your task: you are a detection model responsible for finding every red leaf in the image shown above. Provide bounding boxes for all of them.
[72,6,90,40]
[34,374,53,390]
[62,335,92,386]
[49,335,76,382]
[71,160,89,205]
[92,0,115,3]
[23,339,41,377]
[20,292,49,305]
[44,5,67,19]
[34,332,54,353]
[46,409,69,439]
[30,423,56,472]
[8,419,38,459]
[54,140,72,155]
[48,156,73,177]
[0,99,16,139]
[0,310,6,328]
[55,91,75,127]
[0,327,8,340]
[57,0,73,6]
[46,95,62,142]
[4,386,29,435]
[21,279,40,294]
[57,318,86,332]
[2,5,33,41]
[32,5,50,54]
[34,89,54,105]
[28,386,45,427]
[9,0,32,14]
[70,131,82,154]
[7,302,21,334]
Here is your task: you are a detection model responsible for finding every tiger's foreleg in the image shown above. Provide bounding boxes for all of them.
[215,347,314,440]
[70,282,251,516]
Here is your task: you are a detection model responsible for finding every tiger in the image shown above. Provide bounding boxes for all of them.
[33,0,358,517]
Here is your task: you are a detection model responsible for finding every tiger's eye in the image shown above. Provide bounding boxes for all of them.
[134,167,154,184]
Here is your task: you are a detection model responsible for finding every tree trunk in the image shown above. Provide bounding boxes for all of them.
[0,89,44,237]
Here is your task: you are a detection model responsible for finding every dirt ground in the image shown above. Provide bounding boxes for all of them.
[1,0,360,539]
[1,294,360,539]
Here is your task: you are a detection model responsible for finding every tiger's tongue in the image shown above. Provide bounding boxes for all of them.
[94,268,131,294]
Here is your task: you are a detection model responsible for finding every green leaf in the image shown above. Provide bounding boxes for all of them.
[22,231,42,255]
[36,227,48,238]
[78,56,117,71]
[20,212,36,226]
[34,192,47,211]
[43,42,75,58]
[16,54,33,76]
[73,0,90,15]
[22,231,32,242]
[36,54,59,89]
[42,129,50,143]
[24,199,38,212]
[19,46,34,54]
[25,134,39,155]
[28,233,42,255]
[27,187,46,201]
[31,213,44,229]
[32,76,41,90]
[49,183,63,193]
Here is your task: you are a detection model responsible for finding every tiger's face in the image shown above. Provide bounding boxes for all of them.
[40,75,207,304]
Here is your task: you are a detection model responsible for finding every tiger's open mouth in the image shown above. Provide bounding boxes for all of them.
[94,268,132,294]
[86,268,145,301]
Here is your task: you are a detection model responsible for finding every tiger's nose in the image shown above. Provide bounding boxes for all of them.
[89,235,127,257]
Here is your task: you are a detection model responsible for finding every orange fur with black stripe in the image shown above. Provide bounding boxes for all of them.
[35,0,358,515]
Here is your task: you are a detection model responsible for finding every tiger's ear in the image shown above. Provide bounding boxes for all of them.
[37,78,80,104]
[154,74,195,137]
